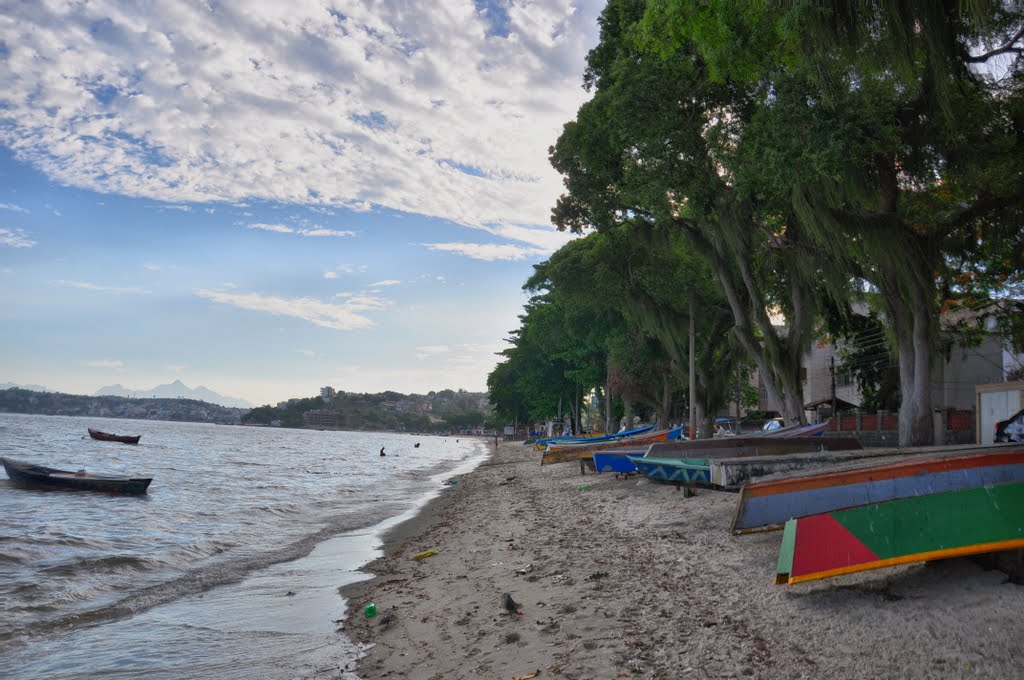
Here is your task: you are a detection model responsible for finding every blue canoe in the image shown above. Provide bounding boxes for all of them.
[592,448,648,473]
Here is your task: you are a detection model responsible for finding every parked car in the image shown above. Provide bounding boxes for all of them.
[995,408,1024,443]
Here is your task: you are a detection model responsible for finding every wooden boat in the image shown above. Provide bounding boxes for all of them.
[761,422,828,438]
[645,436,860,459]
[592,448,647,474]
[88,427,141,444]
[541,426,685,464]
[538,424,657,450]
[775,480,1024,585]
[627,456,712,486]
[1,457,152,494]
[628,437,864,489]
[733,448,1024,534]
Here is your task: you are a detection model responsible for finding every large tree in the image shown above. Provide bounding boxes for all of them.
[553,0,1024,445]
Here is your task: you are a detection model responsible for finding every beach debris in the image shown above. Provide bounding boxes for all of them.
[378,610,396,630]
[577,484,591,491]
[513,671,540,680]
[503,592,524,616]
[499,476,517,486]
[285,590,296,596]
[364,602,377,618]
[515,564,534,576]
[412,548,439,561]
[443,478,459,486]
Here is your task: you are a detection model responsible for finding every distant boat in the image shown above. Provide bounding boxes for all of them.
[88,428,141,444]
[1,457,152,494]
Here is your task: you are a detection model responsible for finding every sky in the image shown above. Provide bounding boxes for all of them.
[0,1,604,407]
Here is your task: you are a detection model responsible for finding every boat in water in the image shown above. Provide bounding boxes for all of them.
[1,457,153,494]
[88,427,141,444]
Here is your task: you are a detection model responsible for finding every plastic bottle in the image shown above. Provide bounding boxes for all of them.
[364,602,377,618]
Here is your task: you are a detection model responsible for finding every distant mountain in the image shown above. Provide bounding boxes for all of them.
[1,382,52,392]
[93,380,253,409]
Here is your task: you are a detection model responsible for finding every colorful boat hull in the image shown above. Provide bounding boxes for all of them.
[774,481,1024,585]
[734,448,1024,534]
[627,456,712,485]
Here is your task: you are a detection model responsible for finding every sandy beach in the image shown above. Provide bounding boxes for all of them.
[342,441,1024,679]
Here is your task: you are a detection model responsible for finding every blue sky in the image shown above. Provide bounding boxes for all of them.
[0,1,603,406]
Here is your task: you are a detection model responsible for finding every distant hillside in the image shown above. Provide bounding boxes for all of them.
[94,380,253,409]
[0,387,246,424]
[0,382,52,393]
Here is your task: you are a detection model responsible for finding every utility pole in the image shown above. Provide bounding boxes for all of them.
[735,363,741,433]
[830,356,837,422]
[689,289,696,440]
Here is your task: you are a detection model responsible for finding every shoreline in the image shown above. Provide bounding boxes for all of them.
[341,441,1024,679]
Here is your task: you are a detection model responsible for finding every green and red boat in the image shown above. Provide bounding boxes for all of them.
[774,480,1024,585]
[734,448,1024,534]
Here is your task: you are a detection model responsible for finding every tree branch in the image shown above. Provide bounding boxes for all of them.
[966,25,1024,63]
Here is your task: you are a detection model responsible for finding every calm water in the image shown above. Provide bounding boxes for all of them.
[0,414,488,678]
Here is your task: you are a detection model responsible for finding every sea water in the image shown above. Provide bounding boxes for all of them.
[0,413,488,678]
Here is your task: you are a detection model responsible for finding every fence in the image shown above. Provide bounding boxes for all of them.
[824,409,976,447]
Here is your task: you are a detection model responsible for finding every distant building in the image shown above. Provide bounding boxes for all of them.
[303,409,339,428]
[320,386,336,402]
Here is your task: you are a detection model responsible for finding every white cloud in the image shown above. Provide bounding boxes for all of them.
[0,202,28,213]
[82,359,126,370]
[421,241,548,261]
[55,279,152,294]
[197,288,391,330]
[0,227,36,248]
[0,1,603,242]
[296,348,315,357]
[301,227,356,237]
[166,364,185,373]
[143,262,161,270]
[324,271,338,279]
[415,344,450,359]
[368,279,401,286]
[249,221,355,237]
[249,223,295,234]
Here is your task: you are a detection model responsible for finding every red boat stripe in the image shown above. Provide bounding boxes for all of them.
[791,513,880,578]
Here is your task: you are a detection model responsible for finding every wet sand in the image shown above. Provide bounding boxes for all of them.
[342,441,1024,679]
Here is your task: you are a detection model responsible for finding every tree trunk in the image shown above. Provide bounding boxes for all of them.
[660,374,671,428]
[605,375,613,434]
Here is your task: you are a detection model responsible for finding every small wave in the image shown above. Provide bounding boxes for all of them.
[40,555,155,578]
